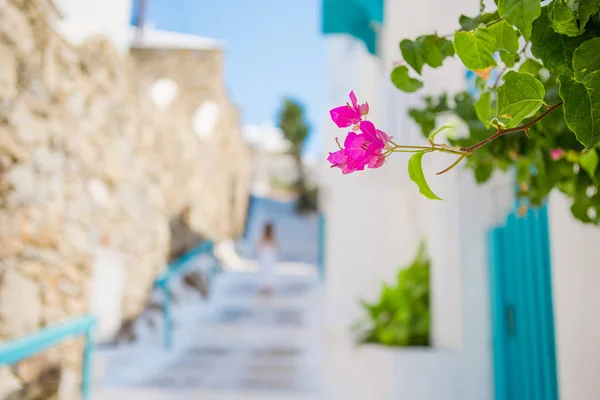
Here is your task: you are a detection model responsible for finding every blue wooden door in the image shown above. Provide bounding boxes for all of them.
[488,203,559,400]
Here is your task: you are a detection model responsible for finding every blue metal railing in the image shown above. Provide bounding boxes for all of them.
[318,213,326,282]
[154,240,220,350]
[0,315,96,400]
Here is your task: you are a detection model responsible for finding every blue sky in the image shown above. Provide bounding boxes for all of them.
[140,0,326,158]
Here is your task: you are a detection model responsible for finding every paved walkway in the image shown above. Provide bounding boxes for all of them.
[93,268,324,400]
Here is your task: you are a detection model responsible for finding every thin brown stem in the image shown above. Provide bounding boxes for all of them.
[519,41,531,56]
[492,67,507,88]
[460,102,563,153]
[436,153,468,175]
[389,148,425,153]
[440,17,504,39]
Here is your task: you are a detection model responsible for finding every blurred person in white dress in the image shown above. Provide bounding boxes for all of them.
[257,222,279,296]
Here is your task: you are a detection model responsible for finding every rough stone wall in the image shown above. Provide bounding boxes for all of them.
[0,0,252,396]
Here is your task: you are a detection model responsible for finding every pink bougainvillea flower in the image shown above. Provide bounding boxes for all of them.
[348,91,369,117]
[368,152,387,169]
[327,121,392,174]
[330,105,361,128]
[359,120,391,151]
[550,148,565,161]
[329,91,369,128]
[327,149,353,174]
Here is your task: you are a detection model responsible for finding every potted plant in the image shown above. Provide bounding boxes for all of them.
[352,243,460,400]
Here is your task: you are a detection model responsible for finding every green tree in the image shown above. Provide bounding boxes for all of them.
[277,98,317,212]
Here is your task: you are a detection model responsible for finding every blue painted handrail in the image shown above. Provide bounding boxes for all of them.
[318,213,326,282]
[154,240,219,350]
[0,315,96,400]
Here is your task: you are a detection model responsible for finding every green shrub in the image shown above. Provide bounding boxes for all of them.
[355,243,430,347]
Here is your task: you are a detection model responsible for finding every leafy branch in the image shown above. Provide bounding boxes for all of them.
[330,0,600,223]
[461,101,564,153]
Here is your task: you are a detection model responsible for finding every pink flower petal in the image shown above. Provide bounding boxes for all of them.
[327,149,346,166]
[359,102,369,116]
[330,105,361,128]
[376,129,391,145]
[344,132,368,160]
[347,156,368,172]
[359,121,387,152]
[550,148,565,161]
[359,121,378,143]
[368,152,387,169]
[349,91,358,110]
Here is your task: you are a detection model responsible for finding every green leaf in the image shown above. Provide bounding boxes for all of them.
[579,0,600,31]
[498,0,542,39]
[489,20,520,68]
[531,10,573,76]
[489,20,520,52]
[580,150,599,179]
[559,38,600,149]
[409,108,435,137]
[500,50,519,67]
[497,71,546,128]
[391,66,423,93]
[531,8,599,77]
[428,125,453,142]
[408,152,442,200]
[474,164,494,183]
[459,11,500,30]
[474,91,495,128]
[400,35,454,75]
[559,72,600,150]
[573,37,600,81]
[548,0,580,37]
[519,58,544,75]
[453,26,496,71]
[571,195,594,222]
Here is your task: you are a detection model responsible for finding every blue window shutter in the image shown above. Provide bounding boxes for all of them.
[321,0,384,56]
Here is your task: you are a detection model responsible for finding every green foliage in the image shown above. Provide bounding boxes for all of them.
[488,20,520,53]
[400,35,454,75]
[408,152,442,200]
[389,0,600,224]
[355,243,430,347]
[548,0,580,37]
[474,91,494,128]
[454,26,497,71]
[560,37,600,149]
[277,99,309,152]
[277,99,316,213]
[391,65,423,92]
[498,0,541,39]
[459,11,499,30]
[497,71,546,128]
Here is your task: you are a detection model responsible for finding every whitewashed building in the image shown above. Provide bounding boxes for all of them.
[321,0,600,399]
